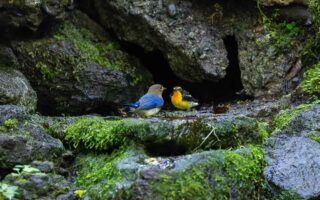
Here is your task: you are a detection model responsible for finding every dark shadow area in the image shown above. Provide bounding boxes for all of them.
[145,141,187,157]
[0,168,13,180]
[117,35,250,107]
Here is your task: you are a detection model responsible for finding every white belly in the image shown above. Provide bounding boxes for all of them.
[137,108,161,117]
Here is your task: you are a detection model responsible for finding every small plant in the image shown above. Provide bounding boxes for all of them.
[256,0,303,53]
[4,119,18,129]
[272,101,320,132]
[300,63,320,96]
[11,165,45,176]
[74,189,86,198]
[0,183,18,200]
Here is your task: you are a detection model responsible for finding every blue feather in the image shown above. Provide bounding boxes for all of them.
[125,102,140,108]
[137,94,164,110]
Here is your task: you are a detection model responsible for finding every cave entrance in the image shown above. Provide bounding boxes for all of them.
[119,34,248,108]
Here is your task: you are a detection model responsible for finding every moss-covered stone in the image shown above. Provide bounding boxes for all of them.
[300,63,320,96]
[272,102,318,132]
[150,146,265,200]
[307,131,320,143]
[75,145,266,200]
[2,164,75,199]
[309,0,320,28]
[0,105,65,168]
[64,115,268,152]
[11,10,152,115]
[75,145,147,199]
[65,117,149,151]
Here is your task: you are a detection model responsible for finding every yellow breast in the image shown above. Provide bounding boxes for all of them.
[171,91,191,110]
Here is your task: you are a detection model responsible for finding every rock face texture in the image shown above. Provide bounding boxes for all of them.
[257,0,308,6]
[0,0,69,31]
[94,0,228,83]
[265,104,320,199]
[0,105,65,168]
[11,11,152,115]
[92,0,304,96]
[0,68,37,112]
[76,145,265,200]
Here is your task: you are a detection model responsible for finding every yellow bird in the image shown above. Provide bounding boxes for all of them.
[171,86,199,110]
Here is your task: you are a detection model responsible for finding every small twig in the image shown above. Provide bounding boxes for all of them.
[193,126,217,152]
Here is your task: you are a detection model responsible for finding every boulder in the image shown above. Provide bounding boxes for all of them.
[265,104,320,199]
[11,10,152,115]
[93,0,228,82]
[2,165,76,200]
[0,68,37,112]
[61,114,268,153]
[0,45,18,68]
[0,0,70,31]
[91,0,304,96]
[0,105,65,168]
[75,145,265,199]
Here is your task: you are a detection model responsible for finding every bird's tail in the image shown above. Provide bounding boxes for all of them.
[124,102,140,108]
[190,102,199,108]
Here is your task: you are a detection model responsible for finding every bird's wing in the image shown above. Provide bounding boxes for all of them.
[137,94,164,110]
[125,102,140,108]
[181,89,198,102]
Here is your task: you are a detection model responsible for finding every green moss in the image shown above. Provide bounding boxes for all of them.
[178,117,269,152]
[309,0,320,28]
[258,122,269,143]
[75,146,143,199]
[300,63,320,96]
[271,189,302,200]
[152,146,266,199]
[307,131,320,143]
[65,117,149,151]
[256,5,303,53]
[272,103,316,132]
[4,118,18,129]
[35,62,59,80]
[54,21,115,69]
[0,118,18,132]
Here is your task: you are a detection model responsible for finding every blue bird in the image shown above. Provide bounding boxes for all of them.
[126,84,166,117]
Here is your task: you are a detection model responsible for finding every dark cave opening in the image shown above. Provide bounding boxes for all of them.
[145,140,187,157]
[118,35,249,108]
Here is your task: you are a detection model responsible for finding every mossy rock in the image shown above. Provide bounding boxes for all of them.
[11,10,152,115]
[272,101,320,133]
[63,115,268,153]
[75,145,266,199]
[0,105,65,168]
[2,164,75,199]
[266,103,320,199]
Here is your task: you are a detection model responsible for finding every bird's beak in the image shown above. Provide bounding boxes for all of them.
[163,87,167,90]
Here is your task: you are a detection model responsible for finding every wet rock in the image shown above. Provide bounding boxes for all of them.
[91,0,303,96]
[93,0,228,82]
[0,105,28,123]
[0,45,18,67]
[265,104,320,199]
[30,161,54,173]
[0,0,69,31]
[11,10,152,115]
[75,145,265,199]
[2,166,76,200]
[0,68,37,112]
[62,114,267,153]
[257,0,308,6]
[0,105,65,168]
[237,31,301,97]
